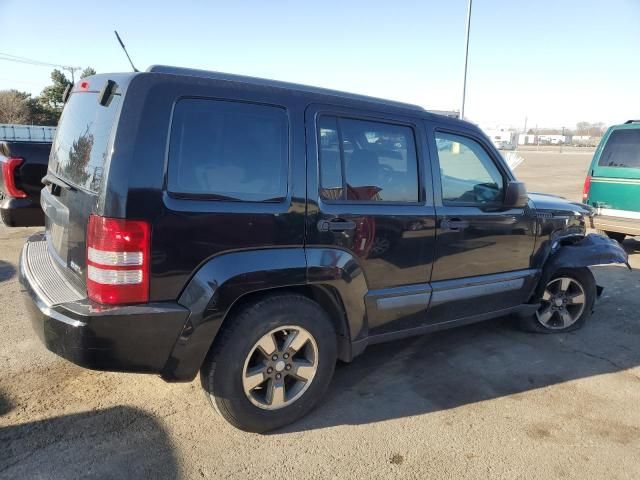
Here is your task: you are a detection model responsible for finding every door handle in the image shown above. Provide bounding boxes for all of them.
[440,218,469,231]
[317,219,357,232]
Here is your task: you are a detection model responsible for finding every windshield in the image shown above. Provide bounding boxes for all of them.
[598,129,640,169]
[49,92,122,192]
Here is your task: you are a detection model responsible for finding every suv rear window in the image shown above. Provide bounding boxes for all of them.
[318,115,419,202]
[598,129,640,169]
[50,92,122,192]
[168,99,288,202]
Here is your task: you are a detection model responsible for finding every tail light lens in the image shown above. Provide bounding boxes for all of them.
[86,215,150,305]
[582,175,591,202]
[1,157,27,198]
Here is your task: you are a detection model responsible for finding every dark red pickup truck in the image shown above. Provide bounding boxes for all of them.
[0,125,53,227]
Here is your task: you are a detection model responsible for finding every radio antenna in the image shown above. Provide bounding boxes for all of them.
[114,30,139,72]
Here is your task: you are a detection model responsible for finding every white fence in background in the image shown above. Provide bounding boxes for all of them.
[0,124,56,142]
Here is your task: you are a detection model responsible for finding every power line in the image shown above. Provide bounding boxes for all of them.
[0,52,81,81]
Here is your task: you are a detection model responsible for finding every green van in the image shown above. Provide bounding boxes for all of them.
[584,120,640,242]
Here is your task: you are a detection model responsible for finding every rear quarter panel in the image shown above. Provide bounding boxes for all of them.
[109,74,307,301]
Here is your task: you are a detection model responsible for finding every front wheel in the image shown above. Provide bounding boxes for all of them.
[519,268,596,333]
[200,294,337,433]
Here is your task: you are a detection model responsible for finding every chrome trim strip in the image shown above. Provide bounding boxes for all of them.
[591,177,640,185]
[596,208,640,220]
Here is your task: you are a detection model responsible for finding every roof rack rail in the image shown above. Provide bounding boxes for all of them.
[146,65,426,112]
[624,120,640,124]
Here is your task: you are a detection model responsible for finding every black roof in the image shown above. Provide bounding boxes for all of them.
[147,65,428,114]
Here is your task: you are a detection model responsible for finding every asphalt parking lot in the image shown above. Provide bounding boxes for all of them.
[1,149,639,479]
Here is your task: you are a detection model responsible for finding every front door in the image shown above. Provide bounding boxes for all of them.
[425,123,537,323]
[305,105,436,336]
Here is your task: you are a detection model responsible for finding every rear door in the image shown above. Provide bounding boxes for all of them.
[589,126,640,214]
[425,122,536,323]
[305,105,437,336]
[41,81,123,285]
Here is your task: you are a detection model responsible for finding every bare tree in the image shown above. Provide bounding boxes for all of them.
[576,121,606,136]
[0,90,32,124]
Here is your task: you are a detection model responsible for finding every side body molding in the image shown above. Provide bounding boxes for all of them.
[162,247,369,381]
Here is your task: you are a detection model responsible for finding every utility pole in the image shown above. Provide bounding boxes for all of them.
[460,0,473,120]
[63,66,81,83]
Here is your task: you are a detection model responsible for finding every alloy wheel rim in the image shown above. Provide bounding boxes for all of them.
[536,276,586,330]
[242,326,318,410]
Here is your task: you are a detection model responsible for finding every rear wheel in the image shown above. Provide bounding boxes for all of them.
[200,294,337,433]
[519,268,596,333]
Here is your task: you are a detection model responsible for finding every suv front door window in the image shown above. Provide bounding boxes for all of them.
[436,132,504,206]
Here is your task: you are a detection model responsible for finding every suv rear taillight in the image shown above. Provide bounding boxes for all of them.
[86,215,150,305]
[1,157,27,198]
[582,175,591,202]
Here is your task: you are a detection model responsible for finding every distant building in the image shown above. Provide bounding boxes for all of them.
[482,126,515,147]
[518,134,536,145]
[538,134,566,145]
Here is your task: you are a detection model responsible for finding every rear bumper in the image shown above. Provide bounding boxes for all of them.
[0,196,44,227]
[591,212,640,236]
[19,235,190,375]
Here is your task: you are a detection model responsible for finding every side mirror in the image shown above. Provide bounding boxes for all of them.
[504,181,528,208]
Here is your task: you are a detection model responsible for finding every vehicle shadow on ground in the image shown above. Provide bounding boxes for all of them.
[0,405,179,479]
[280,262,640,433]
[0,260,16,283]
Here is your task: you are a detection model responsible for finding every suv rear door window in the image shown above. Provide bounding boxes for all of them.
[168,99,288,202]
[318,116,419,202]
[598,129,640,169]
[50,92,122,192]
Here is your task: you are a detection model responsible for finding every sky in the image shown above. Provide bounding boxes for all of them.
[1,0,639,128]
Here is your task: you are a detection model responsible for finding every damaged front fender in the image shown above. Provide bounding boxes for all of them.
[532,233,630,302]
[544,233,630,273]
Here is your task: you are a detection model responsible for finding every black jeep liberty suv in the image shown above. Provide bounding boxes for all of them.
[19,67,628,432]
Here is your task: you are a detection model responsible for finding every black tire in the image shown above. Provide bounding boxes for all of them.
[200,293,337,433]
[519,267,596,333]
[602,231,626,244]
